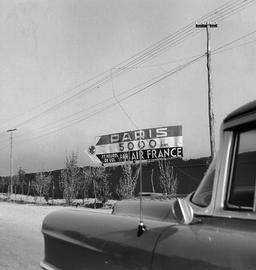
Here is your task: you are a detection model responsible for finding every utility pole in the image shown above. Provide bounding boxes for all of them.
[196,22,217,160]
[7,128,17,195]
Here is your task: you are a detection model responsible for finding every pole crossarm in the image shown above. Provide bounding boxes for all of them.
[7,128,17,133]
[196,23,218,28]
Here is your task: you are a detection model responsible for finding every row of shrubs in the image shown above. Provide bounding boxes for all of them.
[0,155,209,205]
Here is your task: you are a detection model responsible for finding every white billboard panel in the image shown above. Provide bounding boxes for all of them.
[92,126,183,164]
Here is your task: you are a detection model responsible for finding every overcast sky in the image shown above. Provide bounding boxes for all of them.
[1,0,256,175]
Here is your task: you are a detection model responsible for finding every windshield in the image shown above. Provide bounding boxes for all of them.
[191,160,215,207]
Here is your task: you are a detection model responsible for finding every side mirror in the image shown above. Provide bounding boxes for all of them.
[172,198,195,225]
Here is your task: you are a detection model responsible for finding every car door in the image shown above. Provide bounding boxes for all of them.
[151,125,256,270]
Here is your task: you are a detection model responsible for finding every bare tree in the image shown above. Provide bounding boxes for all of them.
[32,171,52,203]
[0,177,3,193]
[17,167,26,195]
[12,174,19,201]
[82,167,93,202]
[116,163,140,199]
[0,177,7,194]
[83,166,110,205]
[158,160,177,196]
[94,168,110,204]
[60,152,81,205]
[26,178,31,198]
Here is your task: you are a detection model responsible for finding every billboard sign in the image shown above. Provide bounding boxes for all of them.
[92,125,183,164]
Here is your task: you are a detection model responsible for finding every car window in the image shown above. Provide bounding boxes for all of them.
[191,160,215,207]
[227,128,256,211]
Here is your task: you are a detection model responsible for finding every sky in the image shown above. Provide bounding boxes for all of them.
[1,0,256,176]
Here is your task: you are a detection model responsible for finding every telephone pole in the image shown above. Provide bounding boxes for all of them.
[7,128,17,195]
[196,22,217,160]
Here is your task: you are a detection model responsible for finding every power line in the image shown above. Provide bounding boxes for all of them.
[113,0,243,68]
[111,69,139,130]
[1,33,256,150]
[3,25,256,148]
[2,0,253,132]
[0,71,110,134]
[115,0,255,69]
[11,55,205,142]
[42,31,256,135]
[30,30,256,138]
[214,38,256,55]
[0,0,253,145]
[9,54,206,146]
[213,29,256,53]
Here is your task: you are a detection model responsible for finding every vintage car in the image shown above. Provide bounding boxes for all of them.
[41,100,256,270]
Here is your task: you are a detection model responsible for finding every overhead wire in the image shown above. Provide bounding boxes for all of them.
[2,25,256,149]
[111,68,139,130]
[12,55,205,142]
[0,0,254,150]
[214,38,256,55]
[5,26,256,145]
[11,26,256,142]
[9,54,206,146]
[11,24,256,146]
[111,0,244,67]
[2,0,253,132]
[213,29,256,53]
[113,0,255,70]
[0,69,110,132]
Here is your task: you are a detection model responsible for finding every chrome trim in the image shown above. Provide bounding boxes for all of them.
[40,261,60,270]
[217,129,233,210]
[42,229,103,253]
[210,210,256,220]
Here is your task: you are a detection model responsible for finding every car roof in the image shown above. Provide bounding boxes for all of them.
[224,100,256,124]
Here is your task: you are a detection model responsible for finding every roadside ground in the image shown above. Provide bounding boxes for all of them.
[0,201,111,270]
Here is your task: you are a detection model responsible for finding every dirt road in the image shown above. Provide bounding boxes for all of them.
[0,202,110,270]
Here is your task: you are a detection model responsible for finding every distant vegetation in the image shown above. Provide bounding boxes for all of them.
[116,162,140,200]
[0,153,209,205]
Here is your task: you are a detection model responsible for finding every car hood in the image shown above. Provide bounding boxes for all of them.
[42,199,177,250]
[41,200,178,269]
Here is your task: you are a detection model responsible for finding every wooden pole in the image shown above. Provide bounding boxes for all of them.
[196,22,217,160]
[7,128,17,195]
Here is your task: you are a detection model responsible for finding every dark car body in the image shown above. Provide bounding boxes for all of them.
[41,101,256,270]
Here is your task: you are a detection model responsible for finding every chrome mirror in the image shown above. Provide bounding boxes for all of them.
[172,198,194,225]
